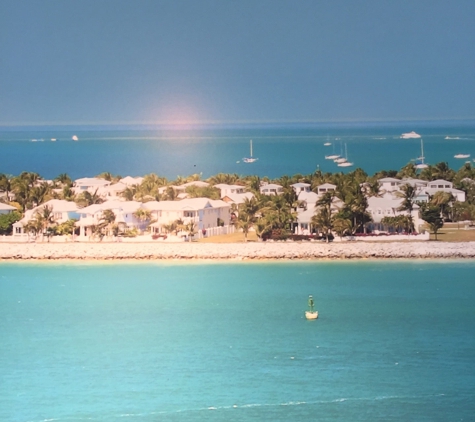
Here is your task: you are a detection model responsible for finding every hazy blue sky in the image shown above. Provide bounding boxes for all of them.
[1,0,474,125]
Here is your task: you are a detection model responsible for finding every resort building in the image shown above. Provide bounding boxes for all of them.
[73,177,112,195]
[13,199,81,237]
[75,200,146,238]
[119,176,144,186]
[213,183,254,206]
[316,183,336,194]
[143,198,231,235]
[378,177,403,193]
[291,182,311,194]
[98,182,129,200]
[259,183,284,195]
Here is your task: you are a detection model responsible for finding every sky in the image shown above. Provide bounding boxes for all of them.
[0,0,474,126]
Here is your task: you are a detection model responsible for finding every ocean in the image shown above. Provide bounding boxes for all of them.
[1,260,474,421]
[1,122,474,180]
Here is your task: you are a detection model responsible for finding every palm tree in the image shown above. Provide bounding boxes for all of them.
[397,162,417,179]
[0,173,14,201]
[431,162,455,182]
[236,211,254,241]
[430,191,455,221]
[332,216,352,240]
[311,206,333,242]
[35,205,55,241]
[99,209,116,238]
[30,181,52,207]
[208,173,240,185]
[395,184,416,214]
[76,189,104,207]
[54,173,72,187]
[186,221,197,241]
[133,208,152,232]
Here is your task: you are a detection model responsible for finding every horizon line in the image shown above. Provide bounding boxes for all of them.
[1,116,475,128]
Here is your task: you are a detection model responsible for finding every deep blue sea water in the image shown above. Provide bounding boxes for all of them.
[1,261,474,421]
[1,123,474,180]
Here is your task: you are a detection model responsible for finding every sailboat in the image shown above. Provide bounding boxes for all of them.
[305,295,318,320]
[243,139,258,163]
[72,135,79,141]
[337,143,353,167]
[325,143,340,160]
[415,138,428,169]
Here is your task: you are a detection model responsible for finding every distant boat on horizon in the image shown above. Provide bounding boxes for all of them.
[72,135,79,141]
[242,139,258,163]
[51,138,57,142]
[454,153,470,159]
[401,131,421,139]
[324,142,331,146]
[445,136,460,140]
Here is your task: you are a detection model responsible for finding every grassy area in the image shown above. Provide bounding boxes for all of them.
[195,225,475,243]
[429,227,475,242]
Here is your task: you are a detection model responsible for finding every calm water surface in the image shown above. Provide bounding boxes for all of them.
[1,123,474,179]
[1,260,474,421]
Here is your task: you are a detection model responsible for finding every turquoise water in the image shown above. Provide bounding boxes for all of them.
[1,261,474,421]
[1,123,474,179]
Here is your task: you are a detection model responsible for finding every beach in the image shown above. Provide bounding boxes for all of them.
[1,241,475,260]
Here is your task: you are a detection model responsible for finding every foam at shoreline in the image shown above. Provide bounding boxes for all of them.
[1,241,474,260]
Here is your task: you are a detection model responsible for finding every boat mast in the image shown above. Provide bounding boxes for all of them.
[250,139,253,158]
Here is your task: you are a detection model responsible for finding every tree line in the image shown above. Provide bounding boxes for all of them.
[1,161,475,239]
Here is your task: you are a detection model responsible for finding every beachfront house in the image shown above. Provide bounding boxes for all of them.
[98,182,129,199]
[213,183,247,198]
[293,186,342,235]
[120,176,144,186]
[73,177,112,195]
[213,183,254,207]
[316,183,336,194]
[75,200,146,238]
[259,183,283,195]
[143,198,231,236]
[378,177,403,194]
[291,182,311,194]
[12,199,81,237]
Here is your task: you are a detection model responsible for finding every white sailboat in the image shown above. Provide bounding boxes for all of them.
[243,139,258,163]
[325,143,340,160]
[337,143,353,167]
[72,135,79,141]
[414,138,428,169]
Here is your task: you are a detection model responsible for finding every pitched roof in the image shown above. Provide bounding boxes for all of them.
[0,203,17,212]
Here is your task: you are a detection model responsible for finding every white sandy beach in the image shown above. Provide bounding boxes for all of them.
[1,241,475,260]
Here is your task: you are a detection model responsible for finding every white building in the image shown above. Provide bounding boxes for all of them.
[143,198,231,234]
[13,199,81,237]
[75,200,146,238]
[73,177,112,195]
[259,183,283,195]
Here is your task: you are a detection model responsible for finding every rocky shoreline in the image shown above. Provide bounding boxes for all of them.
[1,241,475,260]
